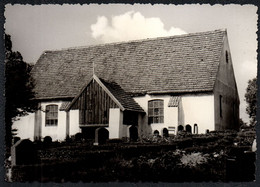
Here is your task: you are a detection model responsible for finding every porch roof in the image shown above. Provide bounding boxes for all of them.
[66,75,145,113]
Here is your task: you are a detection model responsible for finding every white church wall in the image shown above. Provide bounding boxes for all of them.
[134,95,177,136]
[134,93,215,136]
[107,108,123,139]
[69,109,81,137]
[181,94,215,134]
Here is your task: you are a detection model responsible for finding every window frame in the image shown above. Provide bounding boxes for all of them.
[45,104,58,126]
[148,99,164,124]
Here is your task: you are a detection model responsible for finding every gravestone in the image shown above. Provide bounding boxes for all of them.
[11,139,37,166]
[185,125,192,133]
[153,130,159,136]
[43,136,52,145]
[163,128,169,137]
[193,124,198,134]
[178,125,184,132]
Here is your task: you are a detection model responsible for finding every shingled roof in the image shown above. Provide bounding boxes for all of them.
[100,78,144,112]
[66,75,144,112]
[32,29,226,100]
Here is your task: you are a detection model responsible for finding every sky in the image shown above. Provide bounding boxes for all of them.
[4,4,258,123]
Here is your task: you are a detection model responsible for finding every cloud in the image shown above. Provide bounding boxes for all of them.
[91,11,187,43]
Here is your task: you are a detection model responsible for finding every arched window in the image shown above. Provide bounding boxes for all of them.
[148,100,164,124]
[45,105,58,126]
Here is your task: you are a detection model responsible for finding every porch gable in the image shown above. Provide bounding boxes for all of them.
[66,75,144,126]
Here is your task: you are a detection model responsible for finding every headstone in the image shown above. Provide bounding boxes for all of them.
[163,128,169,137]
[43,136,52,145]
[153,130,159,136]
[185,125,192,133]
[11,139,37,166]
[194,124,198,134]
[178,125,184,132]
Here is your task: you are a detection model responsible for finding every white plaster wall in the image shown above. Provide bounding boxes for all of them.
[181,94,215,134]
[134,95,178,136]
[69,109,81,136]
[134,94,215,135]
[107,108,123,139]
[12,113,35,141]
[41,101,66,141]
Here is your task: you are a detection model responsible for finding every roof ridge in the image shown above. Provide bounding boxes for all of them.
[43,29,226,53]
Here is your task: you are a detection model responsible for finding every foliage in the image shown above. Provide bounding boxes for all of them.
[5,34,36,149]
[245,77,257,126]
[180,152,208,167]
[12,130,256,182]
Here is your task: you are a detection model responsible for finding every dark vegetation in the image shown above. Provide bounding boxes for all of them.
[245,77,257,126]
[5,34,36,152]
[12,128,256,182]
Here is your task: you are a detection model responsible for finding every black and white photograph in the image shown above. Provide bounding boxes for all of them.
[4,3,257,183]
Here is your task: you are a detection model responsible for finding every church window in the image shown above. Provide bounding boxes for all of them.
[148,100,164,124]
[45,105,58,126]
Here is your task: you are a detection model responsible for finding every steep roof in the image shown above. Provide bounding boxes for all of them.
[32,29,226,100]
[100,78,144,113]
[66,75,144,112]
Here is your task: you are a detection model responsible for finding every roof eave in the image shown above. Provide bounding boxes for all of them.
[147,89,214,95]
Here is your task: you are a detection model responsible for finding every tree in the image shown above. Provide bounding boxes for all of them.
[245,77,257,126]
[5,34,36,150]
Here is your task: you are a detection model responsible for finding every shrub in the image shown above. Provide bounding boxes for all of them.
[65,136,72,143]
[75,133,83,142]
[176,138,193,149]
[107,139,123,144]
[180,152,208,167]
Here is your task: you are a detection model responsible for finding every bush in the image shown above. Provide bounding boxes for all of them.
[176,138,193,149]
[75,133,83,142]
[107,139,123,144]
[180,152,208,167]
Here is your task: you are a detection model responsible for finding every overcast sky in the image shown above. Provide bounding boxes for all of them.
[4,4,257,123]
